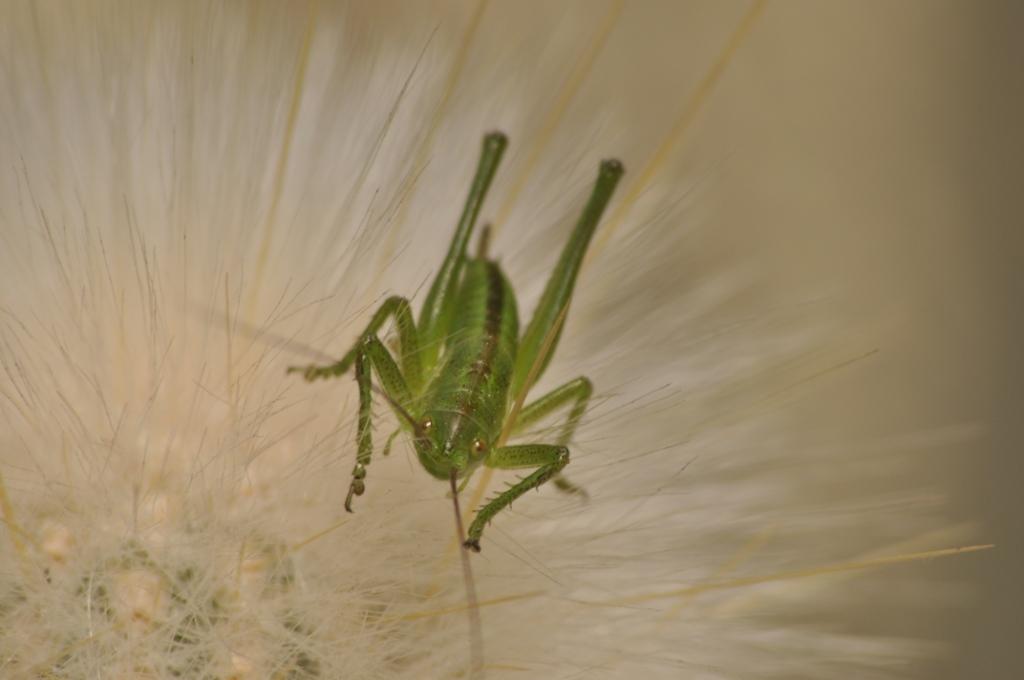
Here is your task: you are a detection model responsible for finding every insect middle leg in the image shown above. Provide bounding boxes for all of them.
[512,376,593,497]
[346,333,412,512]
[464,444,570,552]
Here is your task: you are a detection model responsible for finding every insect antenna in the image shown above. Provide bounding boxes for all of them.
[369,384,423,436]
[450,470,484,679]
[196,300,337,363]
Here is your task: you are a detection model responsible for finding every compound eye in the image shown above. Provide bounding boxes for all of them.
[471,438,487,454]
[419,417,433,434]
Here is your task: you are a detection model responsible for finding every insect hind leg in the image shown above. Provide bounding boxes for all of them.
[509,160,624,400]
[476,223,492,259]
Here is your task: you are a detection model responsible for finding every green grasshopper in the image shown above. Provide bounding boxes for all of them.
[288,132,623,551]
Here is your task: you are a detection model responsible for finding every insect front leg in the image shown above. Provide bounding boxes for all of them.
[349,349,372,511]
[287,295,423,393]
[346,333,413,512]
[464,444,570,552]
[512,376,593,497]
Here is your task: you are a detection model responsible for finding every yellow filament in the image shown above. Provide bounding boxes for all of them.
[393,590,543,623]
[661,526,776,620]
[601,544,994,607]
[248,0,319,317]
[588,0,767,261]
[0,470,28,560]
[490,0,624,237]
[288,517,349,554]
[369,0,490,291]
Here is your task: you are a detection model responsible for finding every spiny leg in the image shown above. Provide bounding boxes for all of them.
[465,444,569,552]
[287,295,423,392]
[346,334,413,512]
[510,159,624,401]
[512,376,592,497]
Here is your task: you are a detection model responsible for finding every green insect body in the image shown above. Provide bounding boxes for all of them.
[289,132,624,551]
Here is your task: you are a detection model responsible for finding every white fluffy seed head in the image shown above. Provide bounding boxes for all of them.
[0,3,988,679]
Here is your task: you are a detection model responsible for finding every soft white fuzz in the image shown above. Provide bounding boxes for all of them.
[0,3,985,678]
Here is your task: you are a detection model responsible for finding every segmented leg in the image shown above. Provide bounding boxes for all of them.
[345,334,412,512]
[287,295,422,392]
[510,159,624,401]
[513,376,592,497]
[348,350,372,511]
[464,444,570,552]
[417,133,508,370]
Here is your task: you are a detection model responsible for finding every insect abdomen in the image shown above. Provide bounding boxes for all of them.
[424,258,518,453]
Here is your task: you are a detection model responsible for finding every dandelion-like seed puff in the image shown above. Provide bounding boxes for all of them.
[0,2,994,678]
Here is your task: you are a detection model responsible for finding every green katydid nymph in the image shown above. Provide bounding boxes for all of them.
[288,132,624,552]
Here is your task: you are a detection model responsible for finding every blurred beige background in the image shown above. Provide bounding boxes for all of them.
[582,2,1021,671]
[930,3,1022,676]
[731,3,1022,676]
